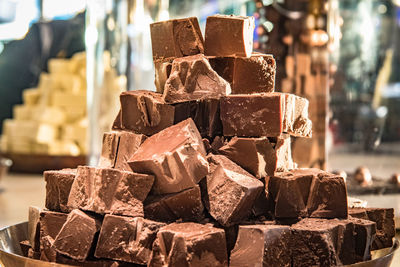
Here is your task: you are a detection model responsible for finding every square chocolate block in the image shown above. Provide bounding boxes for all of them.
[267,168,348,219]
[209,54,276,94]
[148,222,228,267]
[367,208,395,250]
[220,93,312,137]
[44,168,76,212]
[67,166,154,217]
[144,185,204,222]
[220,93,283,137]
[307,171,348,218]
[348,217,376,262]
[53,209,101,262]
[173,98,222,138]
[129,118,209,194]
[205,14,254,57]
[206,154,264,226]
[163,54,230,103]
[119,90,175,136]
[39,210,68,262]
[99,130,146,171]
[95,215,165,265]
[230,225,291,267]
[218,134,295,178]
[291,218,356,266]
[150,17,204,60]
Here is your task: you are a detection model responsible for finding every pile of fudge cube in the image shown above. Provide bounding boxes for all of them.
[22,15,395,267]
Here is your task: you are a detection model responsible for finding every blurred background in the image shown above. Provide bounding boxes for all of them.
[0,0,399,226]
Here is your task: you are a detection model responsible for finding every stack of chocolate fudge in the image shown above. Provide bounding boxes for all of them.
[22,15,395,267]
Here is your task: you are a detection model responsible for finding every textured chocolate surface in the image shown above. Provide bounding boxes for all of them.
[150,17,204,60]
[99,130,146,171]
[220,93,312,137]
[209,54,276,94]
[205,14,254,57]
[129,118,208,194]
[148,222,228,267]
[119,90,175,136]
[307,171,348,218]
[28,206,41,252]
[173,98,222,138]
[366,208,395,250]
[39,210,68,262]
[163,54,230,103]
[218,134,295,178]
[267,168,348,219]
[206,154,264,226]
[144,185,204,222]
[67,166,154,217]
[230,225,291,267]
[220,93,283,137]
[291,218,356,266]
[348,217,376,262]
[53,209,101,261]
[44,168,76,212]
[349,207,395,250]
[95,215,165,265]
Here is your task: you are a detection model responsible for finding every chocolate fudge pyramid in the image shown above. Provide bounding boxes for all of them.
[25,14,395,267]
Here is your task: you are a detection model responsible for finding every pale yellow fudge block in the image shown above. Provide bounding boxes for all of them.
[51,91,86,108]
[0,135,8,153]
[32,107,66,125]
[13,105,35,121]
[8,139,33,154]
[61,123,86,142]
[4,120,58,144]
[33,140,80,156]
[62,105,86,123]
[52,73,82,93]
[48,58,73,74]
[22,88,41,106]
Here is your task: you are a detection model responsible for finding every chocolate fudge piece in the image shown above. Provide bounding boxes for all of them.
[53,209,101,262]
[209,54,276,94]
[230,225,291,267]
[119,90,175,136]
[267,169,313,218]
[218,134,294,178]
[150,17,204,60]
[220,93,312,137]
[220,93,283,137]
[367,208,395,250]
[307,171,348,218]
[349,207,395,250]
[28,206,41,251]
[95,215,165,265]
[348,217,376,262]
[267,168,348,219]
[148,222,228,267]
[205,14,254,57]
[129,118,209,194]
[173,98,222,138]
[44,168,76,212]
[155,58,173,93]
[99,130,146,171]
[163,54,231,103]
[39,210,68,262]
[206,154,264,226]
[291,218,356,266]
[282,93,312,138]
[144,185,204,222]
[67,166,154,217]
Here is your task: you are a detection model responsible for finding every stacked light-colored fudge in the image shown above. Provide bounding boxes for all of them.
[22,15,395,267]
